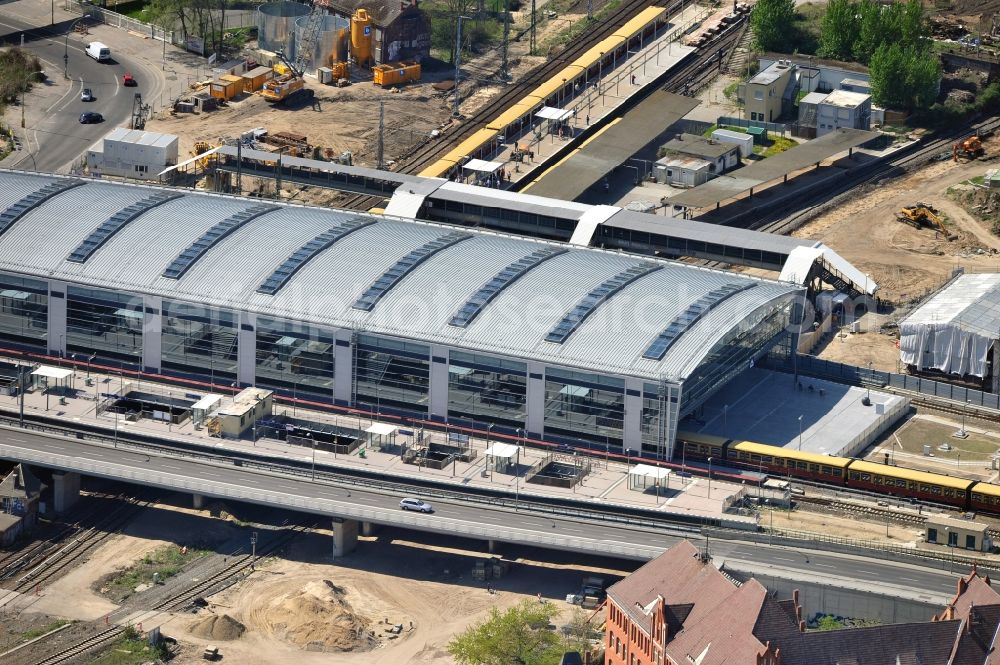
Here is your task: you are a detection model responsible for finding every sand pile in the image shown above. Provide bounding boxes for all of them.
[264,580,377,652]
[190,613,246,641]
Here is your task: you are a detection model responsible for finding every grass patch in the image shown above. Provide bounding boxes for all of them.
[760,135,797,157]
[789,2,824,55]
[21,619,70,642]
[105,545,208,598]
[723,81,739,101]
[87,627,168,665]
[537,0,623,56]
[968,175,986,186]
[894,419,1000,460]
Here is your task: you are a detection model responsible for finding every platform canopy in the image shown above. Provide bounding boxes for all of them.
[463,159,503,174]
[668,128,879,209]
[485,442,520,459]
[535,106,574,122]
[629,463,671,480]
[31,366,73,380]
[525,90,700,200]
[366,423,398,436]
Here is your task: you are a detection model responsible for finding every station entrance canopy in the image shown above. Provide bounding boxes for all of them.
[668,128,879,210]
[523,90,700,200]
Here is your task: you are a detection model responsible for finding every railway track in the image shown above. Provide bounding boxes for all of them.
[797,495,928,526]
[754,115,1000,236]
[8,495,155,595]
[20,523,314,665]
[338,9,742,212]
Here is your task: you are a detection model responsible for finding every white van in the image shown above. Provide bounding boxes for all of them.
[85,42,111,62]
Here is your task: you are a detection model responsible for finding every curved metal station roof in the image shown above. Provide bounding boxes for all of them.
[0,171,802,380]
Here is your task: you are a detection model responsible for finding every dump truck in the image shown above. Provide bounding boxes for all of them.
[953,135,984,161]
[896,203,957,240]
[259,51,315,105]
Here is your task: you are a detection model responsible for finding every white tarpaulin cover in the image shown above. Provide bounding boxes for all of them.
[899,273,1000,378]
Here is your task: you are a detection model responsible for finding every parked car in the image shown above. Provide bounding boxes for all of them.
[399,497,434,513]
[122,72,136,86]
[78,111,103,124]
[80,88,94,102]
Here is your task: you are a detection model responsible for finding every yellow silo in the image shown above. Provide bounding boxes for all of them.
[351,9,373,66]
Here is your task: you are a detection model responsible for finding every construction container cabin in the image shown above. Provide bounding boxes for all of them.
[241,65,275,93]
[314,0,431,65]
[373,61,420,86]
[210,74,243,100]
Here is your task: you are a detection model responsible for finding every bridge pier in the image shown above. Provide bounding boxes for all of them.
[192,494,205,510]
[488,539,499,554]
[52,471,81,513]
[332,518,358,558]
[361,521,378,537]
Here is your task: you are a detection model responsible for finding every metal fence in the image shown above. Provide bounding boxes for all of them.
[777,354,1000,411]
[65,1,256,45]
[716,115,789,135]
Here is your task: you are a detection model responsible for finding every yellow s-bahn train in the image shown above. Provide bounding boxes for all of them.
[676,432,997,513]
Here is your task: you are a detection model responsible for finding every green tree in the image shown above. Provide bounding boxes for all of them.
[869,42,940,109]
[750,0,796,53]
[852,0,884,64]
[818,0,858,61]
[898,0,930,49]
[448,600,564,665]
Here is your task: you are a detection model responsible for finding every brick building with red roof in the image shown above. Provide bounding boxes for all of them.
[604,540,1000,665]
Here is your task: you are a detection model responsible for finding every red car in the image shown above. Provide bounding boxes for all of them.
[123,72,137,86]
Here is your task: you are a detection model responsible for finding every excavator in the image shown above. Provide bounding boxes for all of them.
[953,135,985,162]
[896,203,957,240]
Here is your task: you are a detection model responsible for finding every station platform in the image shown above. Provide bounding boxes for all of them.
[0,355,755,526]
[683,368,910,458]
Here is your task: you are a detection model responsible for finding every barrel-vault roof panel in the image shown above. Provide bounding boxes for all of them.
[0,172,802,380]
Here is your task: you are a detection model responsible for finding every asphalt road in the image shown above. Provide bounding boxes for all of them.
[0,13,166,172]
[0,426,966,600]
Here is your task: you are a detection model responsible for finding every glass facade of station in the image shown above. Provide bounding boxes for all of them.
[641,382,680,457]
[354,334,429,417]
[680,301,792,416]
[543,367,625,448]
[447,350,527,432]
[255,316,335,401]
[0,273,48,350]
[161,300,238,383]
[66,286,143,367]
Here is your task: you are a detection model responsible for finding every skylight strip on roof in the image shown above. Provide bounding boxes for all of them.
[163,204,279,280]
[544,262,662,344]
[256,218,377,296]
[353,231,474,312]
[641,282,757,361]
[0,180,84,237]
[448,247,567,328]
[67,192,183,264]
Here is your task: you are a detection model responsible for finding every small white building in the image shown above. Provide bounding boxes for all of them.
[655,157,712,188]
[86,128,179,181]
[816,90,871,137]
[710,129,754,159]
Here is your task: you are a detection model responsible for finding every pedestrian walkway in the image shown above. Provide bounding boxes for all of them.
[0,353,753,524]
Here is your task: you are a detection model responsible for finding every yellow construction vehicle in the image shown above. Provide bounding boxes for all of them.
[896,203,957,240]
[953,135,984,161]
[259,51,315,105]
[190,141,216,169]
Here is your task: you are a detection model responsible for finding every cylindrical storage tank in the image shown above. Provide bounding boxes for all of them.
[294,13,350,74]
[351,9,373,66]
[257,1,310,59]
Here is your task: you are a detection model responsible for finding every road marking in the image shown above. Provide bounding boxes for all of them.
[771,556,795,562]
[899,577,920,582]
[813,563,835,568]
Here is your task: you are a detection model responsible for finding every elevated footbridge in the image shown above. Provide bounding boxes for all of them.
[196,147,877,294]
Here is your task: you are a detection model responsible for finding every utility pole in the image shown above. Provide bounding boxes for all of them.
[587,0,593,20]
[530,0,537,55]
[501,0,511,81]
[376,101,385,169]
[452,16,472,118]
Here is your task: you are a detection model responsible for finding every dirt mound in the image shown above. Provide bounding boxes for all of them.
[263,579,377,652]
[189,613,246,641]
